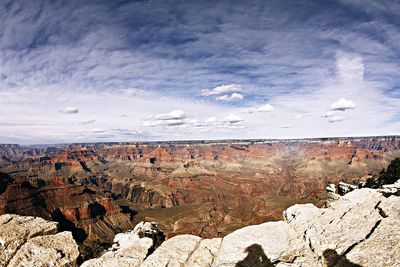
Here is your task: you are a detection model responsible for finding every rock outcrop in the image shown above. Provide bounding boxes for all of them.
[80,184,400,266]
[1,182,399,266]
[0,214,79,267]
[1,136,399,246]
[81,221,165,267]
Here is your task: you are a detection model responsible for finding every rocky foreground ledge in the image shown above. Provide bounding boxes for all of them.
[1,185,399,267]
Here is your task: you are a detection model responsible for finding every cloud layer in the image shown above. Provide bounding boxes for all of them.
[0,0,399,143]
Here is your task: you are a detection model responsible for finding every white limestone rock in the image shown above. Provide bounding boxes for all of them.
[82,221,164,267]
[343,218,400,266]
[294,190,383,258]
[338,181,358,195]
[0,214,59,266]
[213,221,305,266]
[85,186,399,267]
[7,231,79,267]
[186,238,222,267]
[141,235,202,267]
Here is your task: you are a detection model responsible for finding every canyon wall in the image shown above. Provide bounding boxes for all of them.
[0,136,399,244]
[2,179,399,266]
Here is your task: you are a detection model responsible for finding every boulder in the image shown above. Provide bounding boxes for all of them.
[0,214,79,267]
[82,221,164,267]
[338,181,358,195]
[186,238,222,267]
[0,214,59,266]
[7,231,79,267]
[141,235,202,266]
[213,221,305,266]
[343,218,400,266]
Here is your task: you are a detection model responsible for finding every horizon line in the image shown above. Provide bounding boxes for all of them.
[2,134,399,147]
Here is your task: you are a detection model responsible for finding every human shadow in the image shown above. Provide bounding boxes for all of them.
[323,249,362,267]
[236,244,273,267]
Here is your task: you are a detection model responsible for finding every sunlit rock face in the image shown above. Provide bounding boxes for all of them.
[1,180,399,266]
[0,214,79,267]
[81,221,165,267]
[0,136,399,242]
[77,183,400,266]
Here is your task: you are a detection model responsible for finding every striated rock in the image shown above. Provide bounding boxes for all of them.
[170,161,216,178]
[1,137,398,240]
[78,185,400,266]
[2,181,400,267]
[0,214,78,267]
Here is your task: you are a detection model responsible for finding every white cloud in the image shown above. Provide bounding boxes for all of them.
[78,119,96,125]
[223,114,243,124]
[122,88,152,97]
[143,118,186,127]
[205,117,217,123]
[243,103,274,113]
[61,107,79,114]
[257,104,274,112]
[143,110,197,127]
[336,52,364,83]
[328,115,347,123]
[216,92,244,101]
[154,110,186,120]
[200,84,241,96]
[330,98,356,111]
[294,114,304,119]
[0,1,400,143]
[323,111,337,117]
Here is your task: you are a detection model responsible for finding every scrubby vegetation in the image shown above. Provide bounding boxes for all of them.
[78,239,111,263]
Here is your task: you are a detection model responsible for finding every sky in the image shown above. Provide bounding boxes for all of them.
[0,0,400,144]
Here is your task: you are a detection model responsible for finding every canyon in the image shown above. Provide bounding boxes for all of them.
[2,179,400,266]
[0,136,399,254]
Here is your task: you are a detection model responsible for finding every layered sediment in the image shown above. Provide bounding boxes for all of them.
[83,180,400,266]
[0,136,399,242]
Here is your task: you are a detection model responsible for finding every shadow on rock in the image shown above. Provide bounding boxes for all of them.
[0,172,14,194]
[120,205,138,220]
[51,209,88,243]
[323,249,362,267]
[236,244,273,267]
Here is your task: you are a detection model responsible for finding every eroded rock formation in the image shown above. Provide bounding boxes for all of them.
[0,214,79,267]
[81,184,400,266]
[1,180,399,266]
[0,136,399,243]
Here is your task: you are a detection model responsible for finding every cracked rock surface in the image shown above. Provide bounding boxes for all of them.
[1,185,399,266]
[0,214,78,267]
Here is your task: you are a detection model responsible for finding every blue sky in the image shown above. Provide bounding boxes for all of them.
[0,0,399,144]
